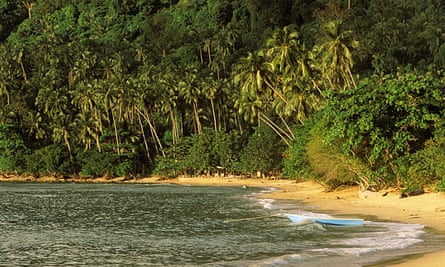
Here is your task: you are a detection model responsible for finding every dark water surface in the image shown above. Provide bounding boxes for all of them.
[0,183,443,266]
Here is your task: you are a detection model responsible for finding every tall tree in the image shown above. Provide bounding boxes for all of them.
[316,20,359,91]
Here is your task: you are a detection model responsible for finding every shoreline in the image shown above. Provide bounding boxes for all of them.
[2,175,445,266]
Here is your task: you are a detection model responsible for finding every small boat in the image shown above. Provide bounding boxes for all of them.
[283,213,364,226]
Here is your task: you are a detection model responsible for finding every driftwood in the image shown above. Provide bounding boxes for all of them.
[400,189,425,198]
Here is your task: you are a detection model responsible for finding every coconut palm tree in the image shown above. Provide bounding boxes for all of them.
[233,50,274,125]
[178,69,202,135]
[266,25,320,122]
[316,20,359,91]
[266,25,301,78]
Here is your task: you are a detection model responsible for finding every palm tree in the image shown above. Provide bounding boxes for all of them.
[0,46,13,106]
[266,25,301,78]
[156,70,181,145]
[178,69,202,135]
[51,115,74,156]
[316,20,359,91]
[233,50,276,101]
[71,82,104,151]
[201,77,219,131]
[27,111,46,140]
[233,50,273,125]
[266,25,321,120]
[210,25,240,79]
[73,111,101,151]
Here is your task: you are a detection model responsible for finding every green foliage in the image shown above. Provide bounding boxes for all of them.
[76,150,115,178]
[76,149,136,178]
[305,118,369,189]
[281,124,311,179]
[153,136,194,177]
[436,177,445,193]
[25,144,72,176]
[1,0,445,186]
[0,125,28,174]
[323,70,445,185]
[154,129,243,177]
[396,133,445,190]
[114,159,134,177]
[240,125,285,176]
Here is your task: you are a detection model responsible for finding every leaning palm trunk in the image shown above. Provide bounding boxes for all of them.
[136,107,165,157]
[170,110,180,145]
[210,98,217,131]
[193,102,202,135]
[111,109,120,155]
[260,114,292,147]
[137,111,151,162]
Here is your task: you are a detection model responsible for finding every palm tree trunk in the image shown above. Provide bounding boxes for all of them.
[193,102,202,135]
[23,1,33,18]
[171,110,179,145]
[210,98,217,131]
[137,107,165,157]
[111,109,120,155]
[137,112,151,162]
[260,114,291,147]
[279,114,295,139]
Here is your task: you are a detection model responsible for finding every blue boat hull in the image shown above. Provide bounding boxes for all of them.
[284,213,364,226]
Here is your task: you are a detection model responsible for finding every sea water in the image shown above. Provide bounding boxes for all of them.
[0,183,443,266]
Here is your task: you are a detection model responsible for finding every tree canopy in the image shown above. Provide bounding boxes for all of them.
[1,0,445,192]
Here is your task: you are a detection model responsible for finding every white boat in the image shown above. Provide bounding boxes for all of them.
[284,213,364,226]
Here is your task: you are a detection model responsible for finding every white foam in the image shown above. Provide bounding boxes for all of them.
[256,198,275,210]
[256,253,304,266]
[320,221,425,256]
[250,192,427,258]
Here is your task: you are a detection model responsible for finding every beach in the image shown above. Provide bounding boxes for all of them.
[2,175,445,266]
[152,176,445,266]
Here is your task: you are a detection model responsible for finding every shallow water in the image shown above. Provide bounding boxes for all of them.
[0,183,442,266]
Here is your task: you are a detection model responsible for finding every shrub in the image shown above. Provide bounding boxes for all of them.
[282,124,311,179]
[153,129,243,177]
[0,125,28,174]
[114,159,134,177]
[400,137,445,189]
[240,125,285,177]
[76,149,136,178]
[323,70,445,186]
[153,137,194,177]
[76,149,116,178]
[436,178,445,193]
[307,126,369,189]
[25,144,71,176]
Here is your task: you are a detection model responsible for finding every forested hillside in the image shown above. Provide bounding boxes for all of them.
[1,0,445,192]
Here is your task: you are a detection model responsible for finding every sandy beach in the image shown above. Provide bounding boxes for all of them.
[154,176,445,266]
[2,175,445,266]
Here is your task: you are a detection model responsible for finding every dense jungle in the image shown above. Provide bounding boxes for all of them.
[1,0,445,192]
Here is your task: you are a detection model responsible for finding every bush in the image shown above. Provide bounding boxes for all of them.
[114,160,134,177]
[282,124,311,179]
[76,149,116,178]
[0,125,28,174]
[307,125,370,189]
[25,144,71,176]
[323,70,445,186]
[76,149,136,178]
[153,136,194,177]
[153,129,243,177]
[436,178,445,192]
[185,129,242,175]
[399,137,445,189]
[240,125,285,177]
